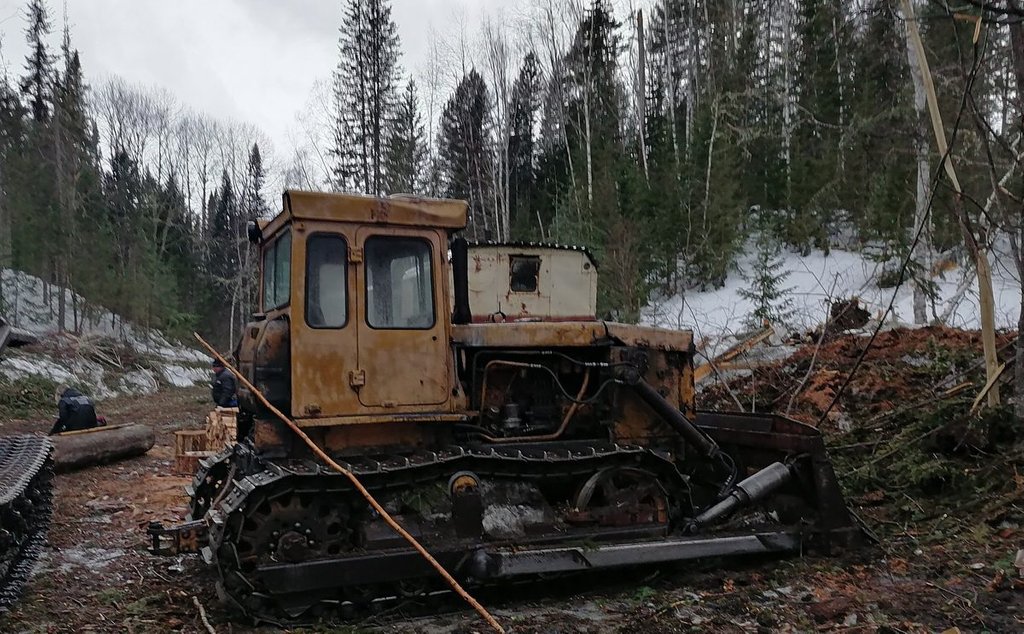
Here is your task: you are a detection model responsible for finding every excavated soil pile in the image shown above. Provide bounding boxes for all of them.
[702,326,1016,429]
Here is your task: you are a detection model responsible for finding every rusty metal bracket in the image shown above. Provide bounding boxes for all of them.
[147,519,207,556]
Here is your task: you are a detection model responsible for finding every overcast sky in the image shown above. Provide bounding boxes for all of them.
[0,0,506,153]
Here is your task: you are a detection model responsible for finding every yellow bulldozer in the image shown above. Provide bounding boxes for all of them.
[152,191,863,623]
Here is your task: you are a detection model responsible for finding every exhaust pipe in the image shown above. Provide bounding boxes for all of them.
[451,236,472,325]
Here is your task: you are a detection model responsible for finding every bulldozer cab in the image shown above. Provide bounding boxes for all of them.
[246,191,466,423]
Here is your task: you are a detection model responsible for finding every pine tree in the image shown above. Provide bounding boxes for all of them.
[786,0,851,251]
[0,56,26,276]
[20,0,54,123]
[438,69,493,239]
[847,0,913,247]
[383,79,428,195]
[102,150,144,317]
[332,0,401,195]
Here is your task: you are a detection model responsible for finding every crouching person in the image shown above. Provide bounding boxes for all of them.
[49,386,104,435]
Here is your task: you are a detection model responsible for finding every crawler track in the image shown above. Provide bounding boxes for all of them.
[0,435,54,611]
[189,441,692,624]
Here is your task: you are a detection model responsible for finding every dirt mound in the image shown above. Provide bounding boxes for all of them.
[702,326,1015,430]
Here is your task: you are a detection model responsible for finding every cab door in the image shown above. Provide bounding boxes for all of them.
[354,228,450,409]
[289,227,364,419]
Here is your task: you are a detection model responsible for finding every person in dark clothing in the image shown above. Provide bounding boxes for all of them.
[49,386,101,435]
[211,360,238,407]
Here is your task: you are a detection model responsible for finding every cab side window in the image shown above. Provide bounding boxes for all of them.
[306,235,348,328]
[262,232,292,311]
[365,237,435,329]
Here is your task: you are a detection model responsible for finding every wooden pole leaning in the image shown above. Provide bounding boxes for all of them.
[193,333,505,634]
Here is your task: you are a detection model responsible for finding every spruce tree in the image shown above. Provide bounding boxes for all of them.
[242,143,266,220]
[438,69,493,239]
[508,52,541,236]
[209,170,238,282]
[787,0,851,252]
[332,0,401,195]
[739,213,794,329]
[383,79,428,195]
[20,0,54,123]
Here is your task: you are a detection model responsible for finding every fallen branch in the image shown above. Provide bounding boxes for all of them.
[192,595,216,634]
[970,362,1008,415]
[937,268,977,324]
[787,278,840,416]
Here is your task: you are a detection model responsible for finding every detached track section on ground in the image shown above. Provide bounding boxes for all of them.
[0,435,53,611]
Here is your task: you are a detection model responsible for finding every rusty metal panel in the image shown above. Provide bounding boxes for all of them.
[288,222,365,420]
[452,321,693,352]
[284,190,468,229]
[288,222,456,418]
[603,323,695,352]
[322,422,443,453]
[295,413,468,428]
[458,245,597,322]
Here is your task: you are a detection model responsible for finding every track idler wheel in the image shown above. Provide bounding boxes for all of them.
[568,467,670,528]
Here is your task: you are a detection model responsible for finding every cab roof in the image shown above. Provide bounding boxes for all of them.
[260,191,469,236]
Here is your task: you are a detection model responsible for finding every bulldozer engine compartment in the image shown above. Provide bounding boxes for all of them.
[158,191,867,625]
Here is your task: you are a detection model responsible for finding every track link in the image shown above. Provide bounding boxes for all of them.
[197,441,688,624]
[0,435,54,611]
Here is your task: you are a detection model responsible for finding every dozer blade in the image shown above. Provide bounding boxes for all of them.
[694,410,862,545]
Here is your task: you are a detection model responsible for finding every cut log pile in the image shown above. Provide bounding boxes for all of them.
[205,407,237,450]
[172,407,237,475]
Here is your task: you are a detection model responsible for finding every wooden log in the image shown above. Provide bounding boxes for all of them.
[51,423,156,473]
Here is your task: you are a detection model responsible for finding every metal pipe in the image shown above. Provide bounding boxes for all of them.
[691,461,793,529]
[478,370,592,443]
[627,376,722,462]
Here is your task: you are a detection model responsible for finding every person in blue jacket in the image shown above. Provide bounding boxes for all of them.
[210,359,238,408]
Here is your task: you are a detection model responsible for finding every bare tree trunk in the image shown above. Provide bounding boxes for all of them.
[901,0,1000,406]
[1008,0,1024,420]
[781,0,794,198]
[703,99,719,233]
[637,9,649,182]
[902,0,932,324]
[662,0,680,172]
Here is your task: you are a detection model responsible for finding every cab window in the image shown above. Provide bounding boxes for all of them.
[262,232,291,310]
[306,234,347,328]
[365,237,435,329]
[510,255,541,293]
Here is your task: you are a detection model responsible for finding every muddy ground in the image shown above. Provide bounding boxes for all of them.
[0,327,1022,633]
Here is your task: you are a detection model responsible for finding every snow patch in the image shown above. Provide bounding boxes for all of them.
[162,364,209,388]
[2,268,207,363]
[119,369,159,395]
[56,547,125,573]
[1,268,210,396]
[644,244,1021,347]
